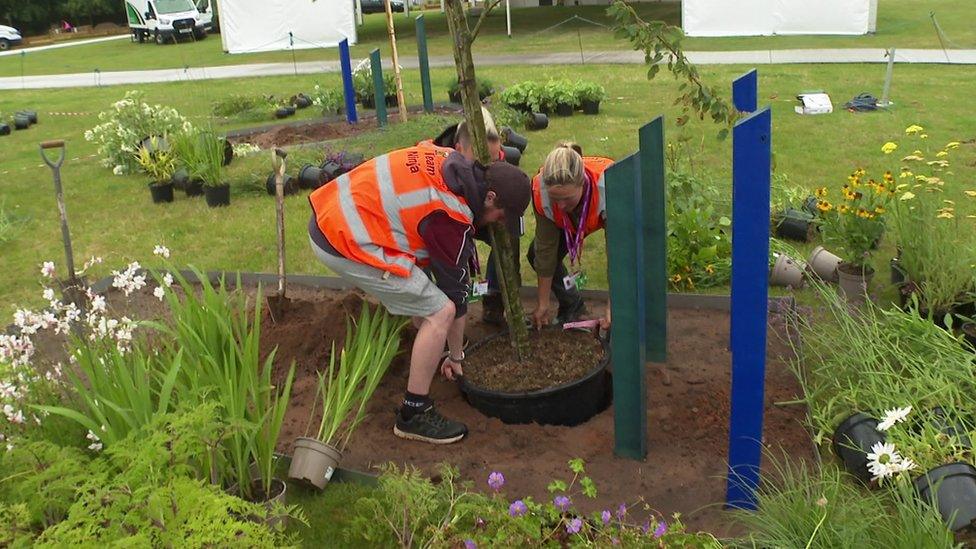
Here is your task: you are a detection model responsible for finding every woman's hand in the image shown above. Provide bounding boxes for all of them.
[531,305,552,330]
[599,307,611,331]
[441,356,464,381]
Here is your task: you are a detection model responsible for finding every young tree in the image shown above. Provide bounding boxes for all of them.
[443,0,530,359]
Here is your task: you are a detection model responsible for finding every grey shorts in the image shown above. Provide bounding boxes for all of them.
[309,237,449,318]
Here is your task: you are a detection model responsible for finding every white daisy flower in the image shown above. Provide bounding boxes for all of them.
[42,288,55,301]
[866,441,903,481]
[41,262,56,278]
[153,286,166,301]
[877,406,912,431]
[153,245,170,259]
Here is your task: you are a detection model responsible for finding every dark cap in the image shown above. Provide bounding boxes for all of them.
[484,161,531,236]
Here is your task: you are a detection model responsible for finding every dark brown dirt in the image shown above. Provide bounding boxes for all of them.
[463,329,604,392]
[261,288,814,538]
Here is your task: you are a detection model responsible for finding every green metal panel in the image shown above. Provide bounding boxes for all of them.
[415,15,434,113]
[638,118,667,363]
[604,153,648,460]
[369,49,387,127]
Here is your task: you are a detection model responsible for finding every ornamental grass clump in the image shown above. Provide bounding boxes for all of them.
[308,303,405,451]
[886,125,976,315]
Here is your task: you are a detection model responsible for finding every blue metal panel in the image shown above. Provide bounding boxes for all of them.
[339,38,358,124]
[732,69,758,113]
[726,107,771,510]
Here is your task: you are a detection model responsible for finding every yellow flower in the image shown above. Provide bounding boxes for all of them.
[936,151,949,158]
[921,134,929,139]
[881,142,898,154]
[686,278,695,289]
[817,200,833,212]
[875,206,886,214]
[814,187,828,198]
[905,124,924,135]
[902,154,925,162]
[900,192,916,201]
[946,141,961,149]
[938,211,954,219]
[838,204,850,214]
[899,170,914,179]
[883,171,894,182]
[670,274,682,283]
[705,264,715,274]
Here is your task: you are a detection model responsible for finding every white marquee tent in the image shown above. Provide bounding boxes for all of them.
[217,0,357,54]
[682,0,879,37]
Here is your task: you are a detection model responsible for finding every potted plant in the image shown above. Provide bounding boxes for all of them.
[499,81,538,113]
[450,77,494,102]
[193,130,230,207]
[288,304,405,489]
[817,169,894,302]
[832,412,886,484]
[574,80,606,115]
[543,79,575,116]
[134,136,177,204]
[310,84,344,116]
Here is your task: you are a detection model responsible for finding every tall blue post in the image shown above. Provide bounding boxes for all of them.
[726,107,772,510]
[732,69,758,113]
[370,49,387,127]
[605,153,648,460]
[339,38,358,124]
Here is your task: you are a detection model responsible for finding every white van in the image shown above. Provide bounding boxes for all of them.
[126,0,213,44]
[0,25,23,51]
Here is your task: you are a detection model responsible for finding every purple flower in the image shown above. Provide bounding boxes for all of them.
[487,471,505,492]
[509,500,528,517]
[553,495,572,512]
[475,517,486,529]
[615,503,627,520]
[601,509,612,525]
[464,540,477,549]
[653,521,668,539]
[567,518,583,535]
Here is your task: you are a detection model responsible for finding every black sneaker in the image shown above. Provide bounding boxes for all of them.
[394,406,468,444]
[556,301,588,325]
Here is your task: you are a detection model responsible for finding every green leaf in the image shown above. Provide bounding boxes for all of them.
[568,458,585,474]
[580,476,598,498]
[547,480,568,493]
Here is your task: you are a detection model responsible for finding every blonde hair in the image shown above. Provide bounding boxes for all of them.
[455,107,500,148]
[541,142,584,188]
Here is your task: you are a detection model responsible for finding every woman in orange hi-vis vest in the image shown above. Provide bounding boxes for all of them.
[528,143,614,331]
[308,144,531,444]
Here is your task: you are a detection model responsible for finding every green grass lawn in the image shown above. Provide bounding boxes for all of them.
[1,62,974,317]
[1,0,973,77]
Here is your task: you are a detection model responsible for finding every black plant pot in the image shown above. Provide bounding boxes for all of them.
[527,112,549,131]
[13,114,30,130]
[833,412,885,484]
[913,462,976,532]
[294,94,312,109]
[774,209,816,242]
[204,185,230,207]
[954,300,976,322]
[930,406,972,449]
[890,257,907,287]
[320,160,341,182]
[962,323,976,351]
[266,173,298,196]
[479,88,495,100]
[149,182,174,204]
[448,90,462,104]
[284,105,297,116]
[385,95,397,108]
[222,138,234,166]
[19,110,38,124]
[555,103,574,117]
[501,145,521,167]
[185,179,204,197]
[581,99,600,115]
[460,332,611,426]
[501,126,528,153]
[0,123,10,135]
[298,164,327,189]
[360,96,376,109]
[802,196,820,217]
[274,107,291,119]
[171,169,190,191]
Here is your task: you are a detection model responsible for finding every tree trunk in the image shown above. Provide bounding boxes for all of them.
[444,0,529,360]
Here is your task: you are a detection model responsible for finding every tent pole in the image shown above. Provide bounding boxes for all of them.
[506,0,511,37]
[356,0,364,25]
[384,0,409,122]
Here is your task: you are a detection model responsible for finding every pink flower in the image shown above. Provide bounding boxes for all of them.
[487,471,505,492]
[566,518,582,535]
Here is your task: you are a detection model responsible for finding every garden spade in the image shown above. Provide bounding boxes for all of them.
[40,140,86,308]
[267,148,290,323]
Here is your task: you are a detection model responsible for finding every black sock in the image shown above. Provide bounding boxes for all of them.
[400,391,432,420]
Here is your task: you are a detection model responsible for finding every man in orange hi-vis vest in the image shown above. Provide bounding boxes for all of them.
[308,144,531,444]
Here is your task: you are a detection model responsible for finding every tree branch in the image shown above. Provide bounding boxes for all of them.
[470,0,503,42]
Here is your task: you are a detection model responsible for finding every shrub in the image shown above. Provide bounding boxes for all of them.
[574,80,607,103]
[667,171,732,290]
[310,84,344,115]
[85,91,192,175]
[211,93,274,118]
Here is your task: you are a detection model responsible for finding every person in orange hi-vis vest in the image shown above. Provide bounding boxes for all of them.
[528,143,614,332]
[308,144,531,444]
[418,107,522,327]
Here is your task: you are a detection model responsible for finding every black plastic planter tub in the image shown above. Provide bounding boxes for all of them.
[19,110,38,124]
[833,412,885,484]
[185,179,204,197]
[266,173,298,196]
[774,209,816,242]
[460,331,611,426]
[0,123,10,136]
[527,113,549,131]
[582,100,600,115]
[501,127,528,152]
[298,164,326,189]
[913,462,976,532]
[13,114,30,130]
[555,103,574,117]
[149,182,174,204]
[205,185,230,207]
[501,146,521,167]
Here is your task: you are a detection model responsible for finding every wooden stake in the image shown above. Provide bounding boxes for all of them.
[384,0,408,123]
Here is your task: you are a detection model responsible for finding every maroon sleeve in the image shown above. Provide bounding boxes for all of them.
[418,211,474,318]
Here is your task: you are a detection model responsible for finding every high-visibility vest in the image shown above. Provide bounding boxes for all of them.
[417,137,506,161]
[531,156,614,236]
[309,147,474,277]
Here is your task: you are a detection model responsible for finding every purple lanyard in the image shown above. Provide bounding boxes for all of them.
[468,240,481,277]
[562,176,591,267]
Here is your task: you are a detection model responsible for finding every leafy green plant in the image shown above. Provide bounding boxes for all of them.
[308,303,405,451]
[667,171,732,290]
[543,78,577,108]
[573,80,606,103]
[134,136,178,184]
[0,441,96,531]
[85,90,192,175]
[211,93,276,119]
[352,62,397,104]
[886,127,975,313]
[499,81,543,112]
[172,128,225,187]
[815,167,895,271]
[733,458,953,548]
[449,77,494,99]
[310,84,344,115]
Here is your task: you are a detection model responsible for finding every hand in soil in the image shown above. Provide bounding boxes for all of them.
[441,356,463,381]
[530,306,552,330]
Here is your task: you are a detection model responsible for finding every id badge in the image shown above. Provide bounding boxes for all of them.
[468,280,488,302]
[563,271,587,291]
